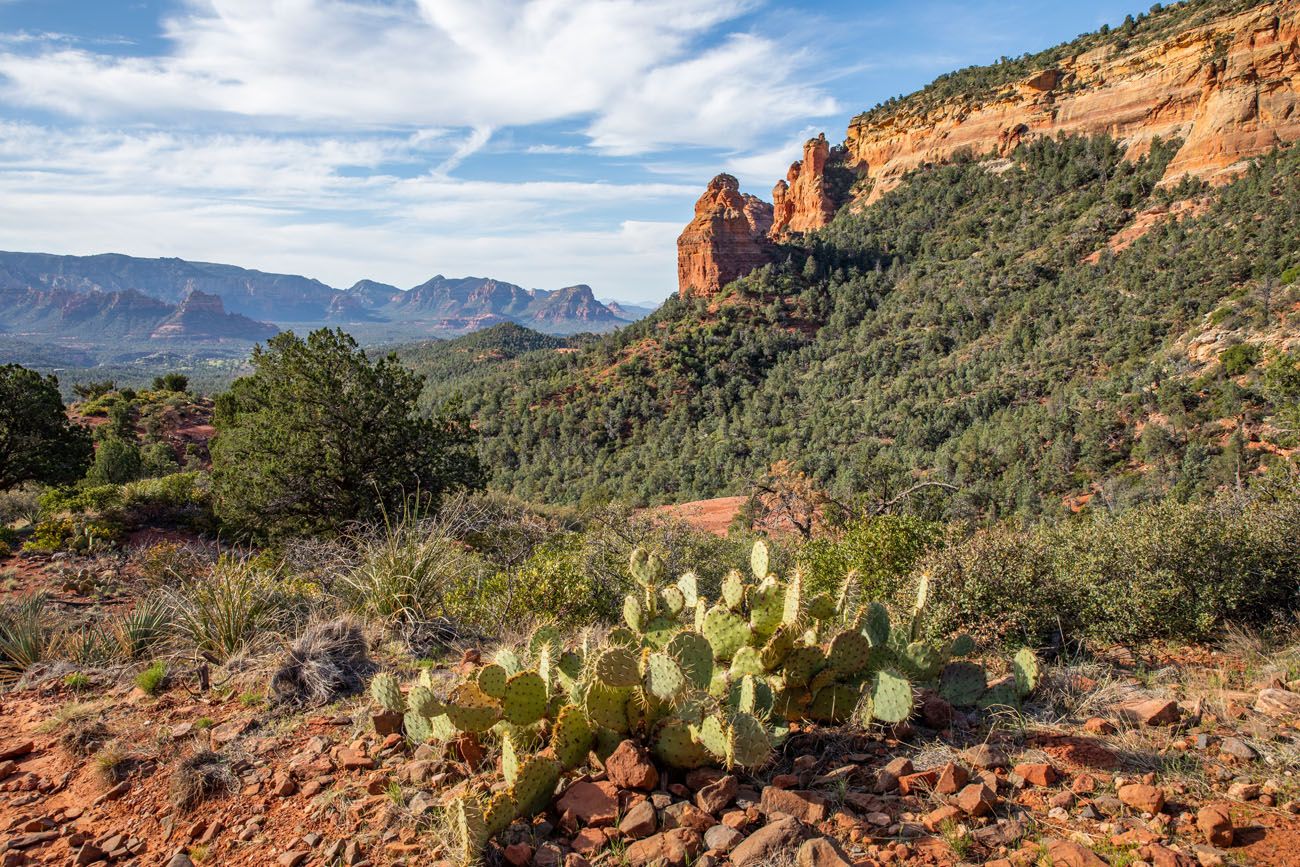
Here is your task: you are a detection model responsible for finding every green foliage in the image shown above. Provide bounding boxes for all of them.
[134,660,168,695]
[798,515,942,599]
[210,328,484,538]
[923,488,1300,644]
[0,594,50,685]
[86,438,143,485]
[24,515,123,554]
[0,364,94,490]
[482,533,620,628]
[152,373,190,393]
[1220,343,1261,376]
[167,557,296,661]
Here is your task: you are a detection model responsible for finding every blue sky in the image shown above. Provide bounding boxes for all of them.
[0,0,1155,303]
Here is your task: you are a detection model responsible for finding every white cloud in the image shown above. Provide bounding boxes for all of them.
[0,0,836,154]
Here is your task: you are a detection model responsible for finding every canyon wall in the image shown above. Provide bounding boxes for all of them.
[678,0,1300,296]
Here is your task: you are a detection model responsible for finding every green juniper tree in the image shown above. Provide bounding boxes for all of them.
[0,364,94,490]
[211,329,483,538]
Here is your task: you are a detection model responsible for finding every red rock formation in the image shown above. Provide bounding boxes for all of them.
[677,174,774,297]
[770,133,838,237]
[846,1,1300,202]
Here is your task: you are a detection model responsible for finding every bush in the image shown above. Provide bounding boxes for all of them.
[923,489,1300,644]
[1221,342,1262,376]
[152,373,189,393]
[134,660,168,695]
[24,515,124,554]
[798,515,943,600]
[0,594,50,685]
[0,486,41,527]
[480,533,619,629]
[168,558,297,661]
[86,438,142,486]
[139,442,179,479]
[0,364,94,490]
[269,618,373,707]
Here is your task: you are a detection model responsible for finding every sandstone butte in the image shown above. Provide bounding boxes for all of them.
[677,0,1300,296]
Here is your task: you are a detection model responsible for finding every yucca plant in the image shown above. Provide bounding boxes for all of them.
[108,599,171,660]
[168,558,288,662]
[0,593,51,685]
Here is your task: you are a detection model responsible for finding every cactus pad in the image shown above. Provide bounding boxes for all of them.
[700,606,750,661]
[446,681,502,733]
[677,572,699,609]
[643,616,680,649]
[949,633,976,657]
[902,640,945,680]
[529,624,562,656]
[749,578,784,637]
[721,570,746,610]
[870,669,915,724]
[595,647,640,687]
[369,672,405,714]
[938,661,987,707]
[501,729,521,783]
[623,594,644,633]
[502,671,549,726]
[654,720,712,769]
[772,686,812,721]
[606,626,637,647]
[781,645,827,688]
[404,710,433,744]
[665,631,714,690]
[806,592,837,621]
[730,674,774,718]
[644,652,687,701]
[408,683,442,719]
[978,676,1021,711]
[862,601,891,647]
[452,795,488,863]
[552,704,594,771]
[1013,647,1039,697]
[809,684,861,723]
[660,585,686,615]
[508,753,561,818]
[828,630,873,677]
[583,681,630,733]
[483,789,517,838]
[750,539,770,580]
[726,712,772,769]
[728,645,765,678]
[693,713,728,760]
[477,663,508,699]
[494,647,522,675]
[759,624,796,670]
[782,570,803,625]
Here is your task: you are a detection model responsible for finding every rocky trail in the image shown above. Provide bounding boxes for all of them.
[1,625,1297,867]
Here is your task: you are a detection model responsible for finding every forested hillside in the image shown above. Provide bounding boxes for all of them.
[427,136,1300,516]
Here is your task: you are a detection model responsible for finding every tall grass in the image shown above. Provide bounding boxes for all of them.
[168,558,294,661]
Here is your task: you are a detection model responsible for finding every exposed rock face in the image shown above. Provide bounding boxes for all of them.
[150,289,278,340]
[771,133,838,237]
[676,174,775,298]
[846,1,1300,202]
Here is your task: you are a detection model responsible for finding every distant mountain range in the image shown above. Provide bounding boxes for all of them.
[0,251,655,346]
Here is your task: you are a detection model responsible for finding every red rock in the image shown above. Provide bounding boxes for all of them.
[662,801,714,834]
[1117,783,1166,814]
[923,805,963,832]
[936,763,968,795]
[760,787,827,823]
[0,742,34,761]
[1083,717,1116,734]
[619,800,657,839]
[564,856,592,867]
[605,740,658,791]
[955,783,999,817]
[503,843,533,866]
[569,827,607,856]
[337,749,373,771]
[874,757,914,793]
[1013,762,1057,787]
[704,824,743,853]
[796,836,853,867]
[896,768,939,795]
[1122,699,1180,726]
[1043,838,1107,867]
[1255,688,1300,718]
[624,829,701,867]
[556,781,619,827]
[695,774,738,814]
[1197,803,1233,846]
[730,816,809,867]
[677,175,774,297]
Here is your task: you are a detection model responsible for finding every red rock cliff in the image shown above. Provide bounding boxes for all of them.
[846,1,1300,202]
[677,174,775,299]
[771,132,839,237]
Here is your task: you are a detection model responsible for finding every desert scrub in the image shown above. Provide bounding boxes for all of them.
[167,556,298,662]
[169,751,236,812]
[132,540,208,587]
[0,593,50,685]
[93,742,130,785]
[269,618,373,707]
[134,660,168,695]
[60,718,111,757]
[63,671,91,691]
[108,600,171,660]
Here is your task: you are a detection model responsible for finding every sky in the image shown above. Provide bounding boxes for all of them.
[0,0,1156,304]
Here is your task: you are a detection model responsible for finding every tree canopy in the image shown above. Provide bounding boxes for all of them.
[0,364,93,490]
[210,329,483,538]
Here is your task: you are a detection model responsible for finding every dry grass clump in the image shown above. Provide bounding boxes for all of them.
[169,750,237,812]
[93,742,131,785]
[60,718,112,758]
[269,617,373,707]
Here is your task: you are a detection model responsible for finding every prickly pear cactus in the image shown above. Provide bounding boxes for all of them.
[369,672,405,715]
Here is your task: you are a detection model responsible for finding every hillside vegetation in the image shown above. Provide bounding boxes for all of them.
[431,135,1300,516]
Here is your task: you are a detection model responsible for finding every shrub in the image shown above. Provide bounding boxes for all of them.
[134,660,168,695]
[24,515,124,554]
[923,489,1300,644]
[169,751,235,812]
[798,514,943,600]
[478,533,618,629]
[0,364,94,489]
[139,442,179,479]
[60,718,110,757]
[108,601,171,660]
[1221,342,1262,376]
[152,373,189,393]
[269,618,373,708]
[132,541,208,587]
[0,594,50,685]
[0,486,41,527]
[63,671,91,692]
[86,438,142,485]
[93,743,130,785]
[168,558,296,661]
[39,484,124,518]
[120,472,213,528]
